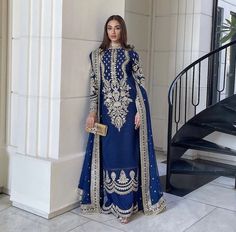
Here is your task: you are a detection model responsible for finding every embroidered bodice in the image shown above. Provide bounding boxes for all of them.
[89,48,145,131]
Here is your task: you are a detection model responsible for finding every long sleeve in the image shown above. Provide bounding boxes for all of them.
[131,50,145,89]
[89,53,98,113]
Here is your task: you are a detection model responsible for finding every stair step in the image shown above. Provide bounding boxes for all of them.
[222,103,236,113]
[196,122,236,136]
[172,138,236,156]
[170,159,236,176]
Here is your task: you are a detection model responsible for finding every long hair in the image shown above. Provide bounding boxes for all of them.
[99,15,132,51]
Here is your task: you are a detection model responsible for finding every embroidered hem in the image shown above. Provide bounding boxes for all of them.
[102,203,139,218]
[144,196,166,215]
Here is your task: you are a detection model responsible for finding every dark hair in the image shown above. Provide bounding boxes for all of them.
[99,15,132,51]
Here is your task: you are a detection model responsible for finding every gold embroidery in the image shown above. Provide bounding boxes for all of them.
[101,49,132,131]
[135,83,150,213]
[81,49,102,214]
[132,51,145,88]
[104,170,138,195]
[117,170,129,184]
[102,203,139,218]
[147,196,166,215]
[89,68,98,113]
[135,82,166,215]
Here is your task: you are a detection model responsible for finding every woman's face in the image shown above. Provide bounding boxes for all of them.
[107,20,121,43]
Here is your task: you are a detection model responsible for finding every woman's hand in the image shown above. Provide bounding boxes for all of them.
[86,112,97,129]
[135,112,141,129]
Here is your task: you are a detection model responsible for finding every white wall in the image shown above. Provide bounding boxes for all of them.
[124,0,215,152]
[219,0,236,19]
[125,0,152,92]
[151,0,213,151]
[60,0,125,157]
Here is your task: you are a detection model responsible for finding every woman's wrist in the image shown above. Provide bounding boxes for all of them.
[89,111,97,117]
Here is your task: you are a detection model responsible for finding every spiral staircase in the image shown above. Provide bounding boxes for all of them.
[166,40,236,192]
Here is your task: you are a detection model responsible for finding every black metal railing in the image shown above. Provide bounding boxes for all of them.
[167,39,236,164]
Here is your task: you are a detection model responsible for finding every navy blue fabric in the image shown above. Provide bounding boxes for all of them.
[78,48,163,215]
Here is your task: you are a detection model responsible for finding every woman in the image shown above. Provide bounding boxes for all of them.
[78,15,166,223]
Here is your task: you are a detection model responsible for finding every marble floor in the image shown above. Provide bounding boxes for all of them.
[0,155,236,232]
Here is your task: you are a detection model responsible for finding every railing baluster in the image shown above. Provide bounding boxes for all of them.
[178,78,182,126]
[168,40,236,144]
[191,66,196,115]
[184,71,188,123]
[171,86,174,137]
[174,83,178,132]
[197,62,201,106]
[174,80,182,132]
[217,48,227,101]
[191,62,201,115]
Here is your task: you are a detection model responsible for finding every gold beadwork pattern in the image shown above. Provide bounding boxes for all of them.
[135,82,166,214]
[102,203,139,218]
[146,196,166,215]
[132,51,145,88]
[89,59,99,113]
[135,82,150,213]
[104,170,138,195]
[101,49,132,131]
[81,49,101,214]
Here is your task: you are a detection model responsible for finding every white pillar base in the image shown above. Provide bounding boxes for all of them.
[12,200,80,219]
[10,152,84,219]
[0,146,10,193]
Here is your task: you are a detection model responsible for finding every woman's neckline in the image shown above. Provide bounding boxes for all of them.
[109,42,122,49]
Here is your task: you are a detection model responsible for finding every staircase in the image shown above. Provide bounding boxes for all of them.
[166,40,236,192]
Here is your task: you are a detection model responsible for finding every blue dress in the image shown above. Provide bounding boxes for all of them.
[78,47,165,218]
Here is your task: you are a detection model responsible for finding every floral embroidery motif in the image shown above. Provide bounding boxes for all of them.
[104,170,138,195]
[132,51,145,88]
[102,49,133,131]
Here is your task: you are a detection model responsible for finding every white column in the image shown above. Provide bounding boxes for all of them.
[0,0,8,192]
[10,0,125,219]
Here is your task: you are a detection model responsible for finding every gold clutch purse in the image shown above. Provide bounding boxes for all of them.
[86,123,108,136]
